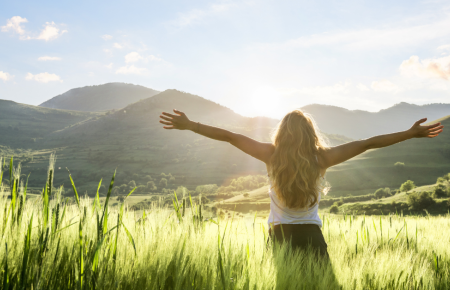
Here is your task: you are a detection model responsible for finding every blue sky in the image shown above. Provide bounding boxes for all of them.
[1,0,449,118]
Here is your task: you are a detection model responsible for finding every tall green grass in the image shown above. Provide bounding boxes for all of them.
[0,156,449,289]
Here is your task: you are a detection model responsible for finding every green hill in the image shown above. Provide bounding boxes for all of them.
[39,82,159,112]
[302,102,450,139]
[4,89,349,193]
[326,115,450,197]
[0,100,98,147]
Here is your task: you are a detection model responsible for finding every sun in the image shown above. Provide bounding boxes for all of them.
[234,86,284,118]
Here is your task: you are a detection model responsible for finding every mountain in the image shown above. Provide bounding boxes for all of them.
[0,99,97,147]
[326,115,450,196]
[302,102,450,139]
[39,83,160,112]
[3,89,349,193]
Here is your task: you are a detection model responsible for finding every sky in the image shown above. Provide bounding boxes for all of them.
[1,0,449,119]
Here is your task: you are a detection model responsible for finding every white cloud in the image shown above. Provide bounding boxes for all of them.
[101,34,112,40]
[125,52,143,63]
[1,16,28,35]
[125,52,162,63]
[252,15,450,52]
[0,71,13,81]
[400,55,450,80]
[25,72,62,83]
[36,22,67,41]
[371,80,403,93]
[105,63,113,69]
[169,2,236,28]
[115,65,148,75]
[113,43,123,49]
[38,56,61,61]
[103,49,113,56]
[1,17,66,41]
[356,83,370,91]
[437,44,450,51]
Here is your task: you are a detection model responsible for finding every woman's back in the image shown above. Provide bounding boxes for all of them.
[267,173,325,228]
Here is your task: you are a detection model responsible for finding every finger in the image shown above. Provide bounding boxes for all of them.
[425,122,441,129]
[163,126,174,130]
[415,118,427,126]
[174,109,186,116]
[428,127,444,134]
[159,120,172,125]
[427,134,439,138]
[162,112,177,118]
[160,115,173,121]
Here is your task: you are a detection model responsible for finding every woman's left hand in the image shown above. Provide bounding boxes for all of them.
[159,109,193,130]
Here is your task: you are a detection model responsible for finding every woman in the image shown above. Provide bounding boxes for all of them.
[159,109,444,257]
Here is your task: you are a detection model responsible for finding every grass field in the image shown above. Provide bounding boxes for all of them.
[1,160,450,289]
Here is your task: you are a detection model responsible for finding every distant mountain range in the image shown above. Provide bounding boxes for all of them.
[39,83,159,112]
[1,82,449,197]
[302,103,450,139]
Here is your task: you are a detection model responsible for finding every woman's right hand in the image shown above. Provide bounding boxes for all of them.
[159,109,193,130]
[408,118,444,138]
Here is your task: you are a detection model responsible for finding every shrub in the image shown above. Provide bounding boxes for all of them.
[336,201,344,206]
[329,204,339,214]
[128,180,136,188]
[443,173,450,181]
[375,188,391,199]
[407,191,435,210]
[433,184,448,198]
[195,184,218,194]
[117,195,126,203]
[159,178,168,188]
[400,180,415,192]
[243,193,249,198]
[447,198,450,208]
[437,177,446,184]
[146,181,157,192]
[394,162,405,168]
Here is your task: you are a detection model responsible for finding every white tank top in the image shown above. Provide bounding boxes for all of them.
[267,174,326,228]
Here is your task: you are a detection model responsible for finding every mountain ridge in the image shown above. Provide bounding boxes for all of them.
[301,102,450,139]
[39,82,160,112]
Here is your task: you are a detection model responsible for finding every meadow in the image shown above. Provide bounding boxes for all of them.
[1,157,450,290]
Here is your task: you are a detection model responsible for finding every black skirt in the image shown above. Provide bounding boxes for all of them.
[268,223,329,259]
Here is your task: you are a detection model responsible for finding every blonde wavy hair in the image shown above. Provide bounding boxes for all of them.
[268,109,329,209]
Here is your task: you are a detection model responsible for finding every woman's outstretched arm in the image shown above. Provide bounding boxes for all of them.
[159,109,274,163]
[319,118,444,169]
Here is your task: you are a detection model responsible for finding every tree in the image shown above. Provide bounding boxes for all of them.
[128,180,136,188]
[437,177,446,184]
[169,176,176,184]
[407,191,435,210]
[175,186,188,196]
[433,184,448,198]
[375,188,391,199]
[144,175,153,182]
[195,184,218,194]
[329,204,339,214]
[394,162,405,168]
[147,181,157,192]
[159,178,168,188]
[400,180,415,192]
[243,193,249,198]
